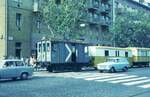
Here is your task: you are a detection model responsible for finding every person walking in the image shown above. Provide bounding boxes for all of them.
[30,56,37,70]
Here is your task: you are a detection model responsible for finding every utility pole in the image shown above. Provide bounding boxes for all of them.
[112,0,116,47]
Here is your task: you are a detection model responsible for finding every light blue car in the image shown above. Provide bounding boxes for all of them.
[97,57,129,73]
[0,59,34,80]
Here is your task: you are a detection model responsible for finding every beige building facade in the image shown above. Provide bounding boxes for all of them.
[0,0,33,59]
[0,0,113,59]
[0,0,7,59]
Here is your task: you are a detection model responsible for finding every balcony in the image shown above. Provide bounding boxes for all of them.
[101,0,111,4]
[100,17,110,26]
[86,0,100,11]
[79,11,88,21]
[100,4,110,13]
[87,15,101,24]
[116,8,124,15]
[79,8,101,24]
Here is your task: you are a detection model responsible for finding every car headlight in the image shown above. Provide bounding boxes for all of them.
[97,65,101,69]
[106,65,111,69]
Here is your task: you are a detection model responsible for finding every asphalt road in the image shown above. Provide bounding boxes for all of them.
[0,68,150,97]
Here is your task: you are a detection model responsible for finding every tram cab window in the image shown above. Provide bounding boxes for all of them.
[125,52,128,57]
[105,50,109,56]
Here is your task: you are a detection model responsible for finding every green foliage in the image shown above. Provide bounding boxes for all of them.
[41,0,85,40]
[111,9,150,47]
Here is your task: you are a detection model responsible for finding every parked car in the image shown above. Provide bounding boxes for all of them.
[0,59,34,80]
[97,57,129,73]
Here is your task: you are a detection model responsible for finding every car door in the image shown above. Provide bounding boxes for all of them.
[113,59,119,70]
[2,61,17,79]
[117,59,125,69]
[15,61,26,76]
[0,64,3,78]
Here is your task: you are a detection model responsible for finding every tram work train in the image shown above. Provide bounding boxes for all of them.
[89,46,150,68]
[37,40,90,72]
[37,40,150,72]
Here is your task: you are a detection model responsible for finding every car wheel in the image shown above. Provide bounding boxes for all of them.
[20,73,28,80]
[109,67,116,73]
[99,70,103,73]
[122,67,128,72]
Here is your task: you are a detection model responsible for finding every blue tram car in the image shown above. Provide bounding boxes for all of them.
[37,40,90,72]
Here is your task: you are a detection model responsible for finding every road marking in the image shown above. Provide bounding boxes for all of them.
[109,77,148,83]
[85,74,127,80]
[96,75,137,82]
[50,72,150,89]
[66,73,91,77]
[74,75,105,79]
[138,84,150,88]
[123,79,150,86]
[74,73,113,78]
[73,74,101,78]
[59,72,96,78]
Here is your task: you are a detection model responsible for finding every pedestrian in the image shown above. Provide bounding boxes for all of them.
[30,56,37,70]
[25,57,29,65]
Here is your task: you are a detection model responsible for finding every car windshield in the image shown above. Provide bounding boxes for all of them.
[0,60,5,67]
[106,58,121,62]
[16,61,25,66]
[106,59,116,62]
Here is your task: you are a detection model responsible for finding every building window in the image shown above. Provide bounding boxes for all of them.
[33,0,39,12]
[115,51,119,57]
[15,42,22,59]
[36,20,41,29]
[43,43,46,52]
[16,13,22,30]
[15,42,21,48]
[101,25,109,32]
[13,0,22,7]
[13,0,22,3]
[17,0,22,7]
[125,52,128,57]
[38,43,41,52]
[55,0,61,5]
[105,50,109,56]
[141,51,147,56]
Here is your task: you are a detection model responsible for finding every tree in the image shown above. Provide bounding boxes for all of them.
[41,0,86,40]
[139,0,145,3]
[111,8,150,47]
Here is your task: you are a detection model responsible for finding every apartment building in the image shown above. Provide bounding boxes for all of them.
[113,0,150,23]
[114,0,150,13]
[0,0,34,59]
[0,0,113,59]
[23,0,114,56]
[80,0,113,45]
[34,0,113,45]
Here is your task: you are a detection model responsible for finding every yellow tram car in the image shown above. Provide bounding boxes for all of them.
[128,47,150,67]
[89,46,150,68]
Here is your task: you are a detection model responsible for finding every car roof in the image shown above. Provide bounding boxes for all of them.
[89,46,131,51]
[0,59,23,62]
[107,57,127,60]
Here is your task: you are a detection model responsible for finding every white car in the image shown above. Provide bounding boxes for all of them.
[97,57,129,73]
[0,59,34,80]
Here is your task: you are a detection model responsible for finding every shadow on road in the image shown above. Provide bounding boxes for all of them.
[0,76,56,83]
